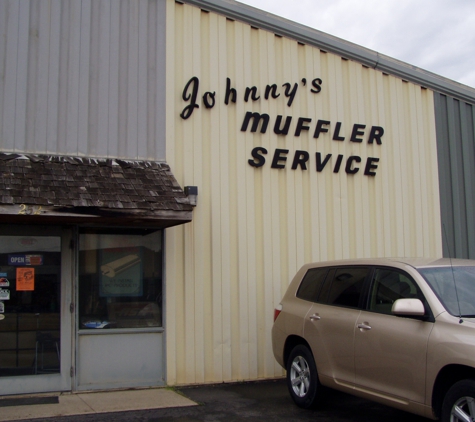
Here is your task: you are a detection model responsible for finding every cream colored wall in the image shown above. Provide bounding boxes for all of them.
[165,0,442,385]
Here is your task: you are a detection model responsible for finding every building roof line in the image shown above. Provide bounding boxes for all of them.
[182,0,475,103]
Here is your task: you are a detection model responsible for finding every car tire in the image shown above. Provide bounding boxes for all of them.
[286,344,321,409]
[441,379,475,422]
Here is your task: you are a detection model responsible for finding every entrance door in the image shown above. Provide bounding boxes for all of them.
[0,225,72,395]
[76,229,164,391]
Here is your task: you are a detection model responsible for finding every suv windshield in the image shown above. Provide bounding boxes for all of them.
[418,266,475,317]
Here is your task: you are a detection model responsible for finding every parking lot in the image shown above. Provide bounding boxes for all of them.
[14,378,429,422]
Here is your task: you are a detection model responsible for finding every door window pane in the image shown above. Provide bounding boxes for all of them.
[0,235,61,377]
[79,230,163,329]
[323,267,369,308]
[296,268,329,302]
[368,268,419,314]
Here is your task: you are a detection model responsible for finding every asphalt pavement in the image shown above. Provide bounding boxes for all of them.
[6,378,429,422]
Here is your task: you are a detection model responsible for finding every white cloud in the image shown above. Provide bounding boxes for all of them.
[239,0,475,88]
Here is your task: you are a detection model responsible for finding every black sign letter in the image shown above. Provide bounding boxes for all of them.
[265,84,280,100]
[311,78,322,93]
[350,124,366,142]
[180,77,200,119]
[274,115,292,135]
[295,117,312,137]
[282,83,298,107]
[241,112,270,133]
[225,78,237,105]
[345,156,361,174]
[292,150,309,170]
[364,157,379,176]
[248,147,268,167]
[333,154,344,173]
[368,126,384,144]
[316,153,332,172]
[271,149,289,169]
[314,120,330,139]
[333,122,345,141]
[203,91,216,109]
[244,87,260,102]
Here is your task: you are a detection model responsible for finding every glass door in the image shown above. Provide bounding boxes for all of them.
[76,228,164,390]
[0,225,72,395]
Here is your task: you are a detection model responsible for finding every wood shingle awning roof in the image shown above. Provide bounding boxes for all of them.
[0,154,194,228]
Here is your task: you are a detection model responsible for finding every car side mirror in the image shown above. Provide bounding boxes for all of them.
[392,298,425,316]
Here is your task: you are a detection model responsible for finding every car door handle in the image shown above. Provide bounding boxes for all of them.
[357,322,372,331]
[309,313,321,321]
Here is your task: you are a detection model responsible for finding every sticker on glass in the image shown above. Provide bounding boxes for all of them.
[0,273,9,287]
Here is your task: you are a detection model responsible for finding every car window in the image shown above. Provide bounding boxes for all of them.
[296,267,329,302]
[368,268,420,314]
[320,267,369,308]
[418,266,475,317]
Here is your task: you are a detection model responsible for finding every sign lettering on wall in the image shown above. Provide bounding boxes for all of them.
[180,76,383,176]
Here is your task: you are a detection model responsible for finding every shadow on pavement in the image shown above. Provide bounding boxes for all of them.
[16,378,429,422]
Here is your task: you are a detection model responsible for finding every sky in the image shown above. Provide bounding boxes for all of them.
[238,0,475,89]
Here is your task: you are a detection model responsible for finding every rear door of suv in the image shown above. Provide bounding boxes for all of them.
[303,266,370,387]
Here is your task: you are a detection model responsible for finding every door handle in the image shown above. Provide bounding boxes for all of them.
[357,322,372,331]
[309,313,321,321]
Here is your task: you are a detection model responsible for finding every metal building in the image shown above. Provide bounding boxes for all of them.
[0,0,474,396]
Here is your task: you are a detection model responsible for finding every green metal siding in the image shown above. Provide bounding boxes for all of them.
[435,94,475,258]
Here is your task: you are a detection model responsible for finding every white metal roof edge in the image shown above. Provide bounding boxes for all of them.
[180,0,475,104]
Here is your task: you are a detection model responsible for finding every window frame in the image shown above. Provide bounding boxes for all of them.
[77,228,164,331]
[295,264,435,321]
[364,266,435,321]
[317,266,372,309]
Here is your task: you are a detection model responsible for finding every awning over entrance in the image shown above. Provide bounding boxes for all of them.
[0,154,194,228]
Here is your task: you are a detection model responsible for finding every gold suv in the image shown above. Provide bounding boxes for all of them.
[272,258,475,421]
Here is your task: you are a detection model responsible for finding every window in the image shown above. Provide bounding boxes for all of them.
[78,229,163,329]
[418,266,475,316]
[321,267,369,308]
[0,233,61,376]
[368,268,419,314]
[296,268,329,302]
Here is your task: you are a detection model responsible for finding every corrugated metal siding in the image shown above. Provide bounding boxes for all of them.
[0,0,166,159]
[183,0,475,105]
[434,94,475,258]
[165,1,443,385]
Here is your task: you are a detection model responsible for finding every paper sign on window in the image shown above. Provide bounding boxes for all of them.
[99,248,143,297]
[16,267,35,291]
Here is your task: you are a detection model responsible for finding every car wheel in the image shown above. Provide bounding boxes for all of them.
[441,379,475,422]
[286,344,321,409]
